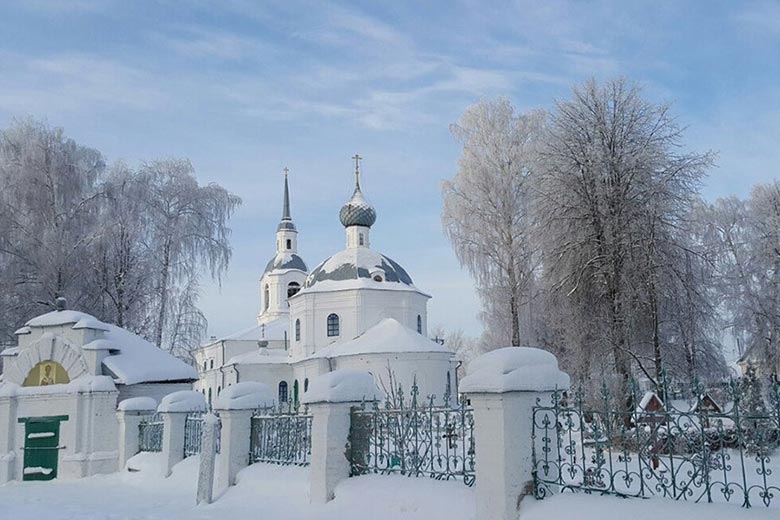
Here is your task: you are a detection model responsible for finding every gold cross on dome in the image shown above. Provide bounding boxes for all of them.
[283,166,289,177]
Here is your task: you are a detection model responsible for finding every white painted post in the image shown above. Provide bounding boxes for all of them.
[116,397,157,470]
[302,370,384,504]
[158,390,207,478]
[460,347,570,520]
[214,382,274,493]
[196,413,219,505]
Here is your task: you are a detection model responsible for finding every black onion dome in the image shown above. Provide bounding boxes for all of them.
[339,185,376,228]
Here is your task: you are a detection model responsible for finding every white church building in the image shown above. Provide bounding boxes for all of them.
[195,160,455,405]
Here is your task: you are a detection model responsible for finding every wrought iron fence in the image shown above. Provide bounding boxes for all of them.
[532,377,780,508]
[184,412,221,457]
[138,413,163,453]
[250,403,312,466]
[349,382,475,486]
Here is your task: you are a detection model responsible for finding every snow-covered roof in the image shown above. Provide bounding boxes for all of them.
[263,252,308,276]
[301,247,428,296]
[227,349,290,366]
[307,318,452,360]
[636,391,665,412]
[210,317,290,344]
[24,310,197,385]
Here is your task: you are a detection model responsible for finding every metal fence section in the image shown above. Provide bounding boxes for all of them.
[184,412,221,457]
[250,404,313,466]
[138,413,163,453]
[348,383,475,487]
[532,378,780,509]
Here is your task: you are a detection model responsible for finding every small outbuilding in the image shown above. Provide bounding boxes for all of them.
[0,301,197,483]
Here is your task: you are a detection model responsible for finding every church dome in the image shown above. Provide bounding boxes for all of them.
[303,247,415,290]
[263,252,308,276]
[339,184,376,228]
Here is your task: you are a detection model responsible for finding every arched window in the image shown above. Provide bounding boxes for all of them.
[217,385,221,395]
[417,315,422,334]
[359,233,364,246]
[286,239,292,250]
[295,319,301,342]
[446,372,452,395]
[210,359,214,370]
[278,381,288,402]
[208,388,212,407]
[203,361,207,372]
[304,378,309,392]
[294,380,300,404]
[288,281,301,298]
[264,284,270,311]
[327,313,340,337]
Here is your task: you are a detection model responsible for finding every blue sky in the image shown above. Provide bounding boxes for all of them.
[0,1,778,340]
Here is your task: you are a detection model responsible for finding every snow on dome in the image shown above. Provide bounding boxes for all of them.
[215,382,275,410]
[158,390,207,413]
[339,185,376,228]
[263,251,308,276]
[14,326,30,335]
[25,308,197,385]
[302,369,384,404]
[459,347,570,393]
[303,247,422,293]
[308,318,452,360]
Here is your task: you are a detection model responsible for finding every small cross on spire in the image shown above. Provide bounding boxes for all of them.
[352,153,362,188]
[283,166,289,177]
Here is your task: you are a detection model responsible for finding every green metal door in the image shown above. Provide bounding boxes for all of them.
[22,418,62,481]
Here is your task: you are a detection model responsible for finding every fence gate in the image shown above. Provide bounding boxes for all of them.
[348,383,476,486]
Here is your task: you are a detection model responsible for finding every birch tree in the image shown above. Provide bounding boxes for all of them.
[442,98,544,347]
[535,78,715,392]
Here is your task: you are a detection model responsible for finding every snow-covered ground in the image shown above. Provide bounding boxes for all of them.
[0,453,776,520]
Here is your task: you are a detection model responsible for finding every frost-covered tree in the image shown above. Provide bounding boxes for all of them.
[0,118,105,341]
[138,159,241,356]
[535,78,714,392]
[443,98,545,347]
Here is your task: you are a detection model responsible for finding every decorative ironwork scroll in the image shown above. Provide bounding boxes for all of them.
[250,404,312,466]
[348,381,476,487]
[138,413,163,453]
[532,377,780,509]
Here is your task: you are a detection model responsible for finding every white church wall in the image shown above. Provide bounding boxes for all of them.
[330,352,455,404]
[117,382,192,404]
[231,363,293,403]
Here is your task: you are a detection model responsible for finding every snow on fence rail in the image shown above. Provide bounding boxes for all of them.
[250,404,312,466]
[348,382,476,487]
[532,377,780,509]
[138,413,163,453]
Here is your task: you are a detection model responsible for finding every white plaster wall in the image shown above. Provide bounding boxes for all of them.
[117,382,192,404]
[289,288,429,358]
[331,352,456,404]
[229,363,294,403]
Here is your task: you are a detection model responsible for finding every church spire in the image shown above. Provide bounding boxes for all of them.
[277,167,297,232]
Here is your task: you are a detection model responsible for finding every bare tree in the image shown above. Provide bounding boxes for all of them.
[443,98,544,347]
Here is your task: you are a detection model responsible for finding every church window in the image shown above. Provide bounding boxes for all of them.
[327,313,340,337]
[446,372,452,396]
[203,361,207,372]
[278,381,288,402]
[359,233,364,246]
[23,360,69,387]
[288,281,301,298]
[304,378,309,392]
[210,359,214,370]
[286,239,292,250]
[264,284,270,311]
[417,315,422,334]
[295,319,301,341]
[294,380,300,404]
[217,385,221,395]
[208,388,212,407]
[373,275,382,282]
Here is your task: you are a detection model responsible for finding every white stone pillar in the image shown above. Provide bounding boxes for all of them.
[0,393,17,484]
[214,382,274,493]
[302,370,384,504]
[116,397,157,470]
[158,390,207,478]
[197,413,219,505]
[460,347,570,520]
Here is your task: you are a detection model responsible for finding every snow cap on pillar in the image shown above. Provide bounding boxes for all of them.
[460,347,570,393]
[302,369,385,404]
[157,390,207,413]
[214,381,274,410]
